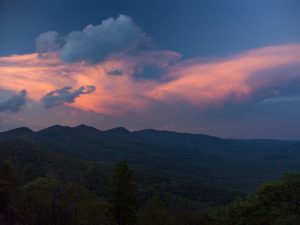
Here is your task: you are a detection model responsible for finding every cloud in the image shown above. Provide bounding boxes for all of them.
[150,44,300,108]
[1,44,300,115]
[1,44,300,138]
[41,86,96,108]
[133,64,166,80]
[36,31,60,53]
[107,68,123,76]
[0,90,27,113]
[36,15,143,63]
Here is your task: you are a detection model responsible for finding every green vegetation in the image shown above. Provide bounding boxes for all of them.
[108,160,136,225]
[137,195,170,225]
[1,126,300,224]
[1,158,300,225]
[1,125,300,192]
[0,160,21,225]
[228,173,300,225]
[0,139,239,207]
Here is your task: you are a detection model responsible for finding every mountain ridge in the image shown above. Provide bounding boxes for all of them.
[1,124,300,192]
[2,124,299,142]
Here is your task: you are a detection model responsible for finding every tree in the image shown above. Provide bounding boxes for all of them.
[0,160,21,225]
[137,195,170,225]
[20,177,60,225]
[108,160,136,225]
[228,172,300,225]
[78,199,112,225]
[20,177,93,225]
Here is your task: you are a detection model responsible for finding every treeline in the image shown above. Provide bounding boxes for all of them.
[1,158,300,225]
[0,139,238,208]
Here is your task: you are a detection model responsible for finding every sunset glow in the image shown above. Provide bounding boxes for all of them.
[1,44,300,116]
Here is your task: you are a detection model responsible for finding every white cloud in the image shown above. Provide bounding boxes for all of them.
[36,15,143,63]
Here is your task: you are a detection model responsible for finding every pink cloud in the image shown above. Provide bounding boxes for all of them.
[150,44,300,108]
[0,44,300,115]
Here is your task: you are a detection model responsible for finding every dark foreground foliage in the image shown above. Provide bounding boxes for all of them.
[1,158,300,225]
[1,136,300,225]
[0,139,239,207]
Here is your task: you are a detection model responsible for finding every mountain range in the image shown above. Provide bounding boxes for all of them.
[1,124,300,193]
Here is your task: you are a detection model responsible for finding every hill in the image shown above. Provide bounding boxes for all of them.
[0,138,238,207]
[1,125,300,192]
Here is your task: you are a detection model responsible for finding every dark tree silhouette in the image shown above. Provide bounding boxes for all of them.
[108,160,136,225]
[138,195,170,225]
[0,160,21,225]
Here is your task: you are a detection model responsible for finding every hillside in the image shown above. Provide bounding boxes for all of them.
[0,139,238,207]
[1,125,300,191]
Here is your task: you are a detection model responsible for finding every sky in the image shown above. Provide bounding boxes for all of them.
[0,0,300,139]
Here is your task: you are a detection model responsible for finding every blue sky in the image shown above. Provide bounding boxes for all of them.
[1,0,299,57]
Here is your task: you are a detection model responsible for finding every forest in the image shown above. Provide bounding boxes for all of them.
[0,126,300,225]
[1,158,300,225]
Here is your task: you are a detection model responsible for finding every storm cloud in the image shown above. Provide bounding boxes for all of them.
[0,90,27,113]
[42,86,96,108]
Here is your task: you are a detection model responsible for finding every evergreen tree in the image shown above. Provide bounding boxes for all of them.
[20,177,96,225]
[108,160,136,225]
[0,160,21,225]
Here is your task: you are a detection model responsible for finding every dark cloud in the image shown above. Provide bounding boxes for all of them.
[0,90,27,113]
[42,86,96,108]
[246,77,300,105]
[133,64,166,80]
[37,15,143,63]
[107,69,123,76]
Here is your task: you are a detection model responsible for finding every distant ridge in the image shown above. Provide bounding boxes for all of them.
[4,127,33,133]
[39,124,71,132]
[0,127,34,138]
[74,124,102,132]
[0,124,220,138]
[104,127,131,135]
[1,124,300,192]
[1,124,300,142]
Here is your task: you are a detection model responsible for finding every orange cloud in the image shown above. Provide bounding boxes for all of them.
[0,44,300,115]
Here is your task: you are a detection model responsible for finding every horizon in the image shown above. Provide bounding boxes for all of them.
[1,0,300,139]
[1,123,300,141]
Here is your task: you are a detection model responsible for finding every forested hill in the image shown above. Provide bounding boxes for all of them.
[1,126,300,225]
[1,125,300,192]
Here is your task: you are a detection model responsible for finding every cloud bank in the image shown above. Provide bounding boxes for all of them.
[150,45,300,108]
[1,44,300,115]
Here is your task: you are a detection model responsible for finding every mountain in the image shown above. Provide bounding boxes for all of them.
[104,127,131,135]
[0,127,34,139]
[0,138,238,207]
[1,125,300,192]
